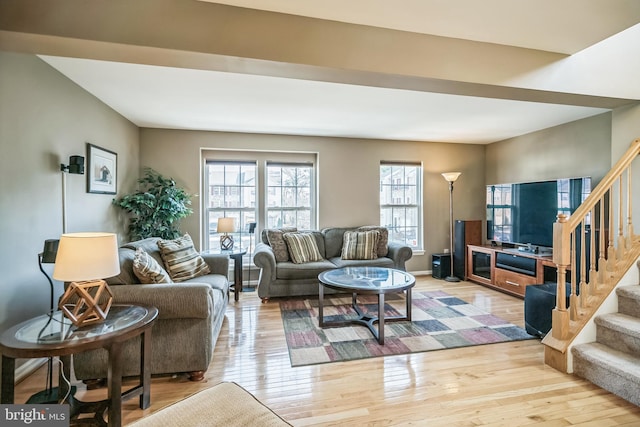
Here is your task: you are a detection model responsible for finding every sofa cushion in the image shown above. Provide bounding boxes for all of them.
[106,248,138,285]
[358,226,389,257]
[157,234,211,282]
[123,237,165,264]
[329,256,395,269]
[341,230,380,260]
[322,227,356,259]
[283,232,323,264]
[276,259,337,280]
[133,248,173,284]
[265,227,297,262]
[182,273,229,294]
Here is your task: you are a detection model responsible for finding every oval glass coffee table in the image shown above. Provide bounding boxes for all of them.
[318,267,415,344]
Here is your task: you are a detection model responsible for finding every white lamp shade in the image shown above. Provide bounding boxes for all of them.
[53,232,120,282]
[442,172,462,182]
[217,217,235,233]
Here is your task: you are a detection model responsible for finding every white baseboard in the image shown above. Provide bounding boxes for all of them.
[15,358,48,383]
[410,270,432,276]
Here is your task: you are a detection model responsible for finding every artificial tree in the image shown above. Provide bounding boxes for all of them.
[113,168,193,241]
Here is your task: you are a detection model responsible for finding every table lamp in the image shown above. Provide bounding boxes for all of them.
[217,217,235,250]
[53,232,120,327]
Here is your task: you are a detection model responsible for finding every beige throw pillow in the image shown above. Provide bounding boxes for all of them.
[357,226,389,257]
[157,234,210,282]
[341,230,380,260]
[133,247,173,284]
[283,232,323,264]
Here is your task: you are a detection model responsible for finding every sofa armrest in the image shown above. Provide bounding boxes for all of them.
[110,283,214,320]
[386,242,413,270]
[200,253,230,276]
[253,242,276,282]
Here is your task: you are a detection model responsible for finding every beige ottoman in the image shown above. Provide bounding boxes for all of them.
[128,382,291,426]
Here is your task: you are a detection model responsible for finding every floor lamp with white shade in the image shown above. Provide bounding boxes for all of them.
[442,172,461,282]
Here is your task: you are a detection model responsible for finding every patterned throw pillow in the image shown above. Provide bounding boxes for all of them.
[266,227,297,262]
[132,247,173,284]
[283,232,323,264]
[341,230,380,260]
[157,234,210,282]
[358,226,389,257]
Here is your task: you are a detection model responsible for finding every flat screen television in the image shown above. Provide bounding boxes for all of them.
[486,177,591,249]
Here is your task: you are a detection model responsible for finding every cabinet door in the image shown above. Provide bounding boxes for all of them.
[467,246,493,286]
[494,268,538,297]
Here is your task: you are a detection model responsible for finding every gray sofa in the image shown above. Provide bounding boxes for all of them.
[72,237,229,382]
[253,227,413,302]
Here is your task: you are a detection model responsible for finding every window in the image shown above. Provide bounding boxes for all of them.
[380,162,422,249]
[267,163,314,229]
[205,161,257,251]
[203,153,317,253]
[557,177,592,224]
[486,184,514,243]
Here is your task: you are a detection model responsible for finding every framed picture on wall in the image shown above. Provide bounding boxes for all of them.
[87,143,117,194]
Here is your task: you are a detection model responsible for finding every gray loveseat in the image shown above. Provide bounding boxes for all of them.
[72,237,229,383]
[253,226,413,302]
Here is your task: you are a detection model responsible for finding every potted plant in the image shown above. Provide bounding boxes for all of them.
[113,168,193,241]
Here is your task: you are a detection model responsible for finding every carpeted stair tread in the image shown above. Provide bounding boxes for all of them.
[595,312,640,335]
[595,313,640,354]
[572,342,640,406]
[617,285,640,318]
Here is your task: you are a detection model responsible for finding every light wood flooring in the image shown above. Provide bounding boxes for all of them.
[14,276,640,426]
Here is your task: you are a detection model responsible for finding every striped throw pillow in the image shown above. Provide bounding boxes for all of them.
[157,234,210,282]
[341,230,380,260]
[357,226,389,257]
[133,248,173,284]
[283,232,323,264]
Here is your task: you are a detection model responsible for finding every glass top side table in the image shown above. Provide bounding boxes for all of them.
[0,305,158,427]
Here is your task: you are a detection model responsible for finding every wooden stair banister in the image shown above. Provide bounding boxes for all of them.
[542,138,640,372]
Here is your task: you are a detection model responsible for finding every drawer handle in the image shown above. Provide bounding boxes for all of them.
[505,280,521,287]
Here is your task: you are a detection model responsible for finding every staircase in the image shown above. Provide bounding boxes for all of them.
[572,284,640,406]
[541,138,640,406]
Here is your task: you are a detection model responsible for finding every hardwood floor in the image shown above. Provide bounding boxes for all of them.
[13,276,640,426]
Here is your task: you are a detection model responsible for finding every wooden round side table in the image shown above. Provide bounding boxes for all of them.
[0,305,158,427]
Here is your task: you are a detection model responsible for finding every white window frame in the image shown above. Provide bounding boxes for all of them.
[204,160,257,252]
[202,151,318,253]
[266,162,316,230]
[379,162,423,251]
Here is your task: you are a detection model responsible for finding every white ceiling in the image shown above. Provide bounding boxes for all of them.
[40,1,640,144]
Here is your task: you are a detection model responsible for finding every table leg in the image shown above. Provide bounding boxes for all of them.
[378,294,385,345]
[1,355,15,403]
[318,283,324,326]
[406,288,412,321]
[140,329,152,409]
[107,341,124,427]
[233,254,242,301]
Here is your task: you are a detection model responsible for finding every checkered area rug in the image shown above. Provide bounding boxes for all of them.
[279,290,536,367]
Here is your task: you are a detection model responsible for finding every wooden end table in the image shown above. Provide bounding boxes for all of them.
[206,248,247,301]
[0,305,158,427]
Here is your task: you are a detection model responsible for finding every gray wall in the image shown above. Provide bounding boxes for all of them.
[0,53,139,341]
[139,129,487,272]
[612,104,640,228]
[485,113,612,186]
